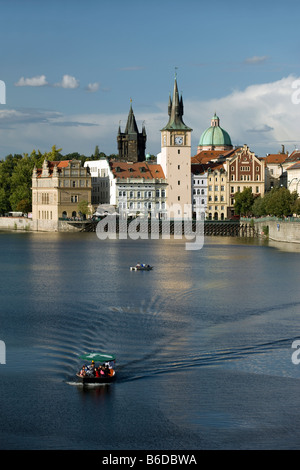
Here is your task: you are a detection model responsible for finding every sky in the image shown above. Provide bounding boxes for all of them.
[1,0,300,159]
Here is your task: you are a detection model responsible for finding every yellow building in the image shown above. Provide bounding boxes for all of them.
[32,159,92,230]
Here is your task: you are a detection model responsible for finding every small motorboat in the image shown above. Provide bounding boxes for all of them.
[76,352,116,384]
[130,263,153,271]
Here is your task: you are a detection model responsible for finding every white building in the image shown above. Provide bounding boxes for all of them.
[84,159,167,218]
[191,166,207,219]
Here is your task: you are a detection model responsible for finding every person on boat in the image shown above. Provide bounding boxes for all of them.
[94,367,101,378]
[79,365,86,376]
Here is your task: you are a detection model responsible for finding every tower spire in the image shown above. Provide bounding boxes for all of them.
[161,74,192,131]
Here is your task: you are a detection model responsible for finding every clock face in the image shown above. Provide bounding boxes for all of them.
[175,136,183,145]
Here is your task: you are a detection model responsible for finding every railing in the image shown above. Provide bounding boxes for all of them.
[241,216,300,223]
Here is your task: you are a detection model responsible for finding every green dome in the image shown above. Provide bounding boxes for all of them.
[199,114,232,148]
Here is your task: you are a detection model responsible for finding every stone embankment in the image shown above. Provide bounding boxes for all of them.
[0,217,81,232]
[242,217,300,244]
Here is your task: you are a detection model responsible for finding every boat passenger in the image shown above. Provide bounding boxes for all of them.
[94,367,100,378]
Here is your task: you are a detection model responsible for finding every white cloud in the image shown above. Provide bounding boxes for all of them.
[15,75,48,87]
[85,82,100,92]
[244,55,269,65]
[184,75,300,156]
[2,75,300,158]
[54,75,80,89]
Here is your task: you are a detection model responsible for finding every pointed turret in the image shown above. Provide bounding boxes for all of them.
[125,101,139,134]
[161,75,192,131]
[117,99,147,162]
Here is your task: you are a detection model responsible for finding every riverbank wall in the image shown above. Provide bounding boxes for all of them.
[0,217,81,232]
[242,217,300,244]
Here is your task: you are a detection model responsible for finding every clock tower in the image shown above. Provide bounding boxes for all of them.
[158,74,192,219]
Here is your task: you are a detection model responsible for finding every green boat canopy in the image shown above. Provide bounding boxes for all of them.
[79,353,116,363]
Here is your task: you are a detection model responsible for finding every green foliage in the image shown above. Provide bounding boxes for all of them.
[234,187,255,216]
[264,187,295,218]
[245,187,300,218]
[0,145,101,213]
[77,200,91,217]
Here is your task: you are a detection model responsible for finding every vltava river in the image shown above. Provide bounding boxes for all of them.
[0,231,300,449]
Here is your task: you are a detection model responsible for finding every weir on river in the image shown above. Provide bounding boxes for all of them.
[71,218,258,237]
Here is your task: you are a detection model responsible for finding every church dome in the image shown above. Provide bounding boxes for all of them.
[198,113,232,150]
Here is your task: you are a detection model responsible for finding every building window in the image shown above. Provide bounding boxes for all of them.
[178,181,180,185]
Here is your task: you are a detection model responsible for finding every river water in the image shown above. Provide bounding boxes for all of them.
[0,230,300,450]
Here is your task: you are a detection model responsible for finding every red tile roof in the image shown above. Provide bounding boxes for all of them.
[265,153,288,164]
[110,161,165,179]
[36,160,73,177]
[191,162,224,175]
[286,162,300,171]
[191,148,238,164]
[283,150,300,163]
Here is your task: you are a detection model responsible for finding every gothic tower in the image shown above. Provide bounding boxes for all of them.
[158,74,192,219]
[117,101,147,162]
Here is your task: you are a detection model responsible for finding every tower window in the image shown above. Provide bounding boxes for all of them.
[178,150,180,154]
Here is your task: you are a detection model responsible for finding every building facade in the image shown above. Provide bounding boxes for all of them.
[84,159,167,218]
[32,159,92,229]
[191,165,208,220]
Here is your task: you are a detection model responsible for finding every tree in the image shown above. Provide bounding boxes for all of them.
[252,195,266,217]
[78,200,91,218]
[265,187,294,217]
[234,187,255,216]
[9,155,35,210]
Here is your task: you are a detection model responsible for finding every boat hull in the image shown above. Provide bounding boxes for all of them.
[130,266,153,271]
[76,373,116,384]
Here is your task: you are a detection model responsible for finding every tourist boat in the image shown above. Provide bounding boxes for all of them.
[130,263,153,271]
[76,352,116,384]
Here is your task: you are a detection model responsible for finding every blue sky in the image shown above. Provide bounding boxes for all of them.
[1,0,300,158]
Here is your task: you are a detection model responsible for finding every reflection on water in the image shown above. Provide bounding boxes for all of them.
[1,231,300,449]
